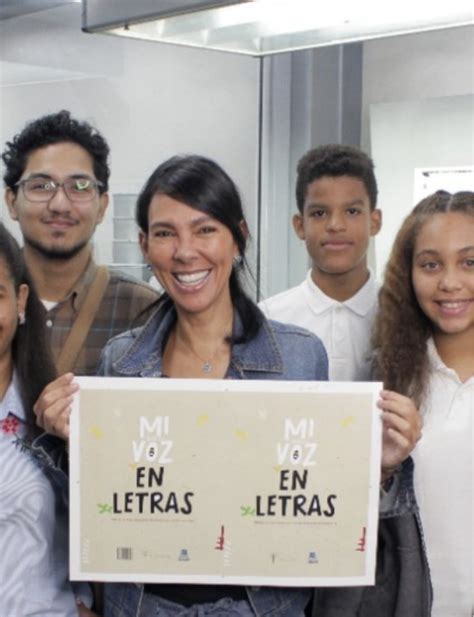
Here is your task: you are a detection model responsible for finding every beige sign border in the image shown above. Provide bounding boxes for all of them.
[70,378,382,586]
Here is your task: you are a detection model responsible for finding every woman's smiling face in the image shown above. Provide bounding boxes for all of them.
[140,194,239,318]
[412,212,474,338]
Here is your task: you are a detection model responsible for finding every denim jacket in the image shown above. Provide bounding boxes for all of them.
[98,304,431,617]
[98,303,327,617]
[98,302,328,382]
[27,431,69,495]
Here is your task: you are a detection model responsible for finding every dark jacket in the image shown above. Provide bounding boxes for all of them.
[312,443,432,616]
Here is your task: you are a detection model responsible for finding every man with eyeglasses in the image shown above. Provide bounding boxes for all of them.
[2,110,159,376]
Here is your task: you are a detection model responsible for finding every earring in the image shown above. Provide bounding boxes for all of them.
[18,313,26,325]
[233,255,243,268]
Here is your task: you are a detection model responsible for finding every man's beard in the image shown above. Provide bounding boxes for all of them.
[24,234,90,260]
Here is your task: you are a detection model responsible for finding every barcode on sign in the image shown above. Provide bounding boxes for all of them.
[116,547,133,560]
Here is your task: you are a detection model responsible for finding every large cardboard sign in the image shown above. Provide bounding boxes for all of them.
[70,378,382,586]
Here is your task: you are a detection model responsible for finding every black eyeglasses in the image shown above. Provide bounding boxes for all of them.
[15,176,104,203]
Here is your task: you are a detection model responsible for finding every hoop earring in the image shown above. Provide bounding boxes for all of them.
[18,313,26,325]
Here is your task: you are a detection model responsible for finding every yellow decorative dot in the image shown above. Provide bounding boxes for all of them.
[340,416,355,428]
[89,425,103,439]
[197,414,209,427]
[234,429,248,441]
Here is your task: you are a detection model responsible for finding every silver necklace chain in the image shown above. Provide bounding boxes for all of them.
[177,336,219,373]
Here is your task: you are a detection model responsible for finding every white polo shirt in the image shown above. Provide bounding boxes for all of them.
[259,270,378,381]
[413,339,473,617]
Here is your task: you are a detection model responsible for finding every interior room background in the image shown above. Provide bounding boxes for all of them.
[1,2,473,299]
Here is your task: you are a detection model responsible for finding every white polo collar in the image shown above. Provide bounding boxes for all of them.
[304,268,377,317]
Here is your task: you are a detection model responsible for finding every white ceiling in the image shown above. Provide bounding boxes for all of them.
[0,3,115,87]
[0,0,80,21]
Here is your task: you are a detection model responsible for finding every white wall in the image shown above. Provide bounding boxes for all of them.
[2,10,473,291]
[371,95,474,276]
[0,3,260,269]
[361,25,474,277]
[362,26,474,118]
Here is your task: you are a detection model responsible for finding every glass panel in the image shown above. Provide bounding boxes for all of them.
[114,219,139,241]
[113,240,143,263]
[114,194,137,218]
[109,264,149,282]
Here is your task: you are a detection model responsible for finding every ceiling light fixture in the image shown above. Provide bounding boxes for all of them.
[83,0,474,56]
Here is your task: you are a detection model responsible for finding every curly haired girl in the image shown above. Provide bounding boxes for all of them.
[373,190,474,617]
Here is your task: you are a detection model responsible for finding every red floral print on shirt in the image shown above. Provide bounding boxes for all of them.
[0,415,20,435]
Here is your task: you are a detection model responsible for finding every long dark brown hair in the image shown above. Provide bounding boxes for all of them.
[373,190,474,406]
[0,224,57,439]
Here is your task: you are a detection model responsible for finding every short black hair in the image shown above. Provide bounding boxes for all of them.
[295,144,378,213]
[2,110,110,193]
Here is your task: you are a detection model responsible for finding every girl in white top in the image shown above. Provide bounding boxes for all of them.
[0,224,91,616]
[373,190,474,617]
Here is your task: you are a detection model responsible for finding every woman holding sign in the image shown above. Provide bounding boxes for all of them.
[35,155,424,617]
[101,154,328,616]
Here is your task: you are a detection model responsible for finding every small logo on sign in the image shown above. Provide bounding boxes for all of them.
[178,549,190,561]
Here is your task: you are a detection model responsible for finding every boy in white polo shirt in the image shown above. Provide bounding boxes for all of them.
[260,144,382,381]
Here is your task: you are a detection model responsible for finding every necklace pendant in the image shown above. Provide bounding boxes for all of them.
[202,362,212,373]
